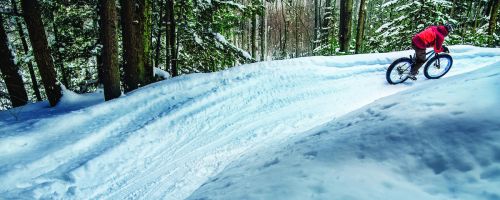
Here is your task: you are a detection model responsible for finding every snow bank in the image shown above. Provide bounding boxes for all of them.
[0,46,499,199]
[188,62,500,200]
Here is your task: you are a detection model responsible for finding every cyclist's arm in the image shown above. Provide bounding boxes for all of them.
[434,33,445,53]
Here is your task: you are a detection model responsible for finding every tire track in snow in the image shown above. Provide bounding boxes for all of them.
[0,79,220,193]
[90,49,499,199]
[1,46,499,199]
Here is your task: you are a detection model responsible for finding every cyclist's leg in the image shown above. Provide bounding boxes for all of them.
[411,44,426,75]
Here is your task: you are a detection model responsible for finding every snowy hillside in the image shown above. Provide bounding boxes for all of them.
[0,46,499,199]
[188,59,500,200]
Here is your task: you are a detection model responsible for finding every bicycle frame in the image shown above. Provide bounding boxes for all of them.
[411,50,437,63]
[425,50,436,62]
[410,50,443,68]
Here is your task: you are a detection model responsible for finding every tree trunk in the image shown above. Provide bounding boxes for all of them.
[155,0,164,69]
[277,1,282,57]
[355,0,367,54]
[137,0,153,84]
[98,0,121,101]
[251,14,257,60]
[247,20,251,52]
[484,0,493,17]
[11,0,41,101]
[166,0,178,76]
[339,0,353,53]
[281,0,287,58]
[331,0,337,54]
[488,0,499,36]
[21,0,62,106]
[241,19,246,52]
[0,15,28,107]
[120,0,139,92]
[473,1,482,33]
[314,0,319,51]
[295,2,300,57]
[260,0,266,61]
[321,0,333,51]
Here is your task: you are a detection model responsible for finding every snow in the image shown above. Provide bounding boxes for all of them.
[214,32,253,60]
[154,67,171,79]
[217,0,246,11]
[188,60,500,200]
[381,0,397,8]
[0,46,499,199]
[194,34,203,45]
[376,22,393,33]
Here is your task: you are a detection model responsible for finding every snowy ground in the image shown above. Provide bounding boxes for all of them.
[0,46,499,199]
[188,59,500,200]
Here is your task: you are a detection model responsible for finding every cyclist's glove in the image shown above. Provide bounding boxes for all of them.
[442,46,450,53]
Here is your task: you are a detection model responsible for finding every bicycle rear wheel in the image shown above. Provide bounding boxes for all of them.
[424,54,453,79]
[386,57,413,84]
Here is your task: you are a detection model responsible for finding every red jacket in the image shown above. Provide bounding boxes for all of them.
[412,26,448,53]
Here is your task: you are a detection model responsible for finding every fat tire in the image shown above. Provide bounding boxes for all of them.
[424,54,453,79]
[386,57,413,85]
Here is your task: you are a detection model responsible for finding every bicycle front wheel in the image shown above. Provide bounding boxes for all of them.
[424,54,453,79]
[386,57,413,84]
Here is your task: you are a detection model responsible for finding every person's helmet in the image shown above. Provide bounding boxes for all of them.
[444,23,454,33]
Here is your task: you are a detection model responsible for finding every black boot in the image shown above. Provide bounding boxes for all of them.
[408,71,418,81]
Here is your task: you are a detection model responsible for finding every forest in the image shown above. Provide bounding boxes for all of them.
[0,0,499,110]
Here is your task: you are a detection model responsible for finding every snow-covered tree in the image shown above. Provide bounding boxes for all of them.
[176,0,256,73]
[368,0,454,52]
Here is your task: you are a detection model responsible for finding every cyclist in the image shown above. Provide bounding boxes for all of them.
[409,24,453,80]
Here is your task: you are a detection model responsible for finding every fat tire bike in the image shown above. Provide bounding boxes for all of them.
[386,50,453,84]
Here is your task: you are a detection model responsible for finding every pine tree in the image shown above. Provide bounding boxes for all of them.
[10,0,42,101]
[171,0,254,73]
[314,0,319,52]
[339,0,353,53]
[355,0,367,54]
[120,0,140,92]
[98,0,121,101]
[165,0,177,76]
[154,0,164,69]
[137,0,153,85]
[488,0,499,36]
[21,0,62,106]
[260,0,266,61]
[369,0,453,52]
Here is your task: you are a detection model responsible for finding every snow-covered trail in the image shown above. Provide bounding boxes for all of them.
[188,57,500,200]
[0,46,499,199]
